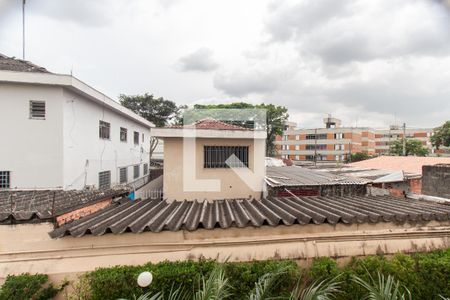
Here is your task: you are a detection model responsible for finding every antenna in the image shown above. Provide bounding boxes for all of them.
[22,0,26,60]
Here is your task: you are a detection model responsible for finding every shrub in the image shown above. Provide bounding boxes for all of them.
[0,273,66,300]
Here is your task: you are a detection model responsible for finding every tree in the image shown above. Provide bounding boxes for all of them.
[347,152,371,163]
[390,139,429,156]
[431,121,450,149]
[119,93,184,127]
[191,102,289,156]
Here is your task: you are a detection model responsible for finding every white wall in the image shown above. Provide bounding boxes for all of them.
[62,89,151,189]
[0,83,64,189]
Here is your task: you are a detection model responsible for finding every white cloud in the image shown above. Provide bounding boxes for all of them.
[176,47,218,72]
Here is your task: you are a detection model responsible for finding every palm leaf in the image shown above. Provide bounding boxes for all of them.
[248,267,288,300]
[352,272,411,300]
[288,275,341,300]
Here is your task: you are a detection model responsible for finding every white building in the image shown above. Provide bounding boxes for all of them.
[0,54,153,190]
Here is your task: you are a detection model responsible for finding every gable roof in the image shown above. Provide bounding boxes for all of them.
[348,156,450,175]
[49,195,450,238]
[0,53,49,73]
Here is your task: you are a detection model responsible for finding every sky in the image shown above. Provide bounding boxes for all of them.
[1,0,450,128]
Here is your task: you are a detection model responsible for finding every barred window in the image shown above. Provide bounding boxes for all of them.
[99,121,110,139]
[0,171,10,189]
[134,165,140,179]
[134,131,139,145]
[29,101,45,119]
[119,167,127,183]
[143,163,148,175]
[306,134,328,140]
[120,127,127,142]
[334,133,344,139]
[98,171,111,189]
[305,144,327,150]
[204,146,249,168]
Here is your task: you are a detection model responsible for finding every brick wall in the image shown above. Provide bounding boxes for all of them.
[422,164,450,198]
[56,198,113,226]
[409,178,422,194]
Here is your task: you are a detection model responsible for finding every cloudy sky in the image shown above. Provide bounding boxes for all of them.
[1,0,450,128]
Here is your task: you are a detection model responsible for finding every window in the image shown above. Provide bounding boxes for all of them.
[334,133,344,139]
[295,155,299,160]
[99,121,110,139]
[119,167,128,183]
[306,144,326,150]
[204,146,249,168]
[283,135,288,141]
[295,145,300,150]
[29,101,45,119]
[0,171,10,189]
[334,144,344,150]
[305,155,315,161]
[306,134,327,140]
[134,131,139,145]
[134,165,140,179]
[143,163,148,175]
[120,127,127,142]
[98,171,111,189]
[295,135,300,140]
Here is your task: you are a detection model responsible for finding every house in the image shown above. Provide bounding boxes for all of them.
[0,54,153,190]
[151,119,267,201]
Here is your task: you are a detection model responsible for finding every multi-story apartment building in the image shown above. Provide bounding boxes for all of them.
[276,117,435,162]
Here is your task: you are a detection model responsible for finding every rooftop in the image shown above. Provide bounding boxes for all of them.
[49,195,450,238]
[0,53,49,73]
[348,156,450,175]
[0,188,129,224]
[169,119,252,131]
[266,166,368,187]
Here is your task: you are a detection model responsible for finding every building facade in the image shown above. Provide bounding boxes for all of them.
[276,117,435,162]
[0,56,153,190]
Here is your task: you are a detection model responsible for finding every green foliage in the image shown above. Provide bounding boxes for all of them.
[119,93,185,127]
[390,139,429,156]
[347,152,371,163]
[191,102,289,156]
[353,272,411,300]
[194,266,232,300]
[0,273,67,300]
[431,121,450,149]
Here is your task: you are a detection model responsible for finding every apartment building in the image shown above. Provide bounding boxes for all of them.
[276,117,434,162]
[0,54,153,190]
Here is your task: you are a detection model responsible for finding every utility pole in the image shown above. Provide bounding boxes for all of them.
[402,122,406,156]
[22,0,26,60]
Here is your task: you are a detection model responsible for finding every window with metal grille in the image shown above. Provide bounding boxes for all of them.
[0,171,10,189]
[204,146,249,168]
[98,171,111,189]
[305,155,315,161]
[99,121,110,139]
[305,144,327,150]
[143,163,148,175]
[134,131,139,145]
[119,167,127,183]
[120,127,127,142]
[306,134,327,140]
[29,101,45,119]
[134,165,140,179]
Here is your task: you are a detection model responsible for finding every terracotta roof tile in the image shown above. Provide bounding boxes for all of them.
[170,119,251,131]
[0,53,49,73]
[348,156,450,175]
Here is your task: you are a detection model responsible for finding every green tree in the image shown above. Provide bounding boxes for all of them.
[431,121,450,149]
[191,102,289,156]
[390,139,429,156]
[347,152,371,163]
[119,93,184,127]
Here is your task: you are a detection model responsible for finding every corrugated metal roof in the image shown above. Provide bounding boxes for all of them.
[266,166,368,187]
[0,188,129,224]
[49,195,450,238]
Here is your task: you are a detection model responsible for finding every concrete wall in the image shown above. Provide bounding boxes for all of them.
[0,83,64,189]
[0,220,449,282]
[422,164,450,198]
[0,82,150,190]
[163,137,265,201]
[62,89,150,189]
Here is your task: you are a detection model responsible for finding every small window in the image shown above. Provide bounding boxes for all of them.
[134,165,140,179]
[119,167,127,183]
[134,131,139,145]
[143,163,148,175]
[120,127,127,142]
[204,146,249,168]
[29,101,45,119]
[98,171,111,189]
[0,171,10,189]
[99,121,110,139]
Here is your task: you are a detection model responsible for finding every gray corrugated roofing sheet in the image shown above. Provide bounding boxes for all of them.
[266,166,369,187]
[0,53,50,73]
[49,195,450,238]
[0,188,129,224]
